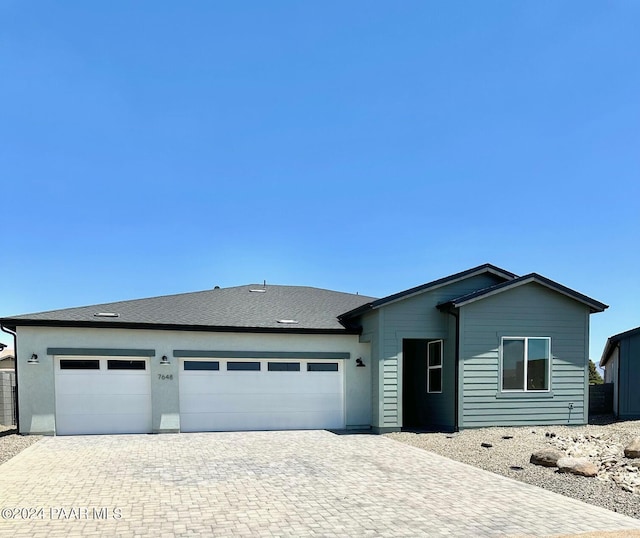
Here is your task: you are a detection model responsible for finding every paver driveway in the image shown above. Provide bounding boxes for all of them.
[0,430,639,537]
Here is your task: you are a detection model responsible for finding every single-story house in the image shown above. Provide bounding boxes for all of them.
[0,264,607,436]
[600,326,640,419]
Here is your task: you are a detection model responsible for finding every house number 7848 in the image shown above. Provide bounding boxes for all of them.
[157,374,174,380]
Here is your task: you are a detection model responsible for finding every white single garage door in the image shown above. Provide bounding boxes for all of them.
[54,357,152,435]
[179,359,345,432]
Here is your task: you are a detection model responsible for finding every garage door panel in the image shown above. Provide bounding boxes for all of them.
[180,392,342,413]
[56,394,151,415]
[56,374,149,396]
[180,410,344,433]
[182,382,338,396]
[56,413,151,436]
[181,373,341,394]
[179,359,345,432]
[54,357,152,435]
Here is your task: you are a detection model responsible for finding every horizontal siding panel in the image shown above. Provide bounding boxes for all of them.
[464,370,496,381]
[464,409,582,418]
[463,391,586,401]
[463,386,498,394]
[553,370,585,378]
[465,319,582,327]
[464,401,583,411]
[463,417,585,427]
[462,378,496,386]
[552,385,585,392]
[462,359,498,367]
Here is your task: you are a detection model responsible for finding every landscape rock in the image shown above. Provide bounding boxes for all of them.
[623,438,640,459]
[530,448,564,467]
[556,457,598,477]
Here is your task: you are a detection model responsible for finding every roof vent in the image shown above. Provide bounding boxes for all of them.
[277,319,298,324]
[94,312,120,318]
[214,286,220,289]
[249,288,266,293]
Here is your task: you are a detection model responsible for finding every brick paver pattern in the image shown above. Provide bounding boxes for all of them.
[0,430,638,537]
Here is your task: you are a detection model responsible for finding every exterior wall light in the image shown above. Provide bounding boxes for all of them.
[160,355,170,365]
[356,358,365,367]
[28,353,39,364]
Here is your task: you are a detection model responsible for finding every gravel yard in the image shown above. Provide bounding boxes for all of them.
[0,425,41,466]
[386,417,640,520]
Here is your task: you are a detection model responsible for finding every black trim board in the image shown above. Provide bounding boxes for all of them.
[47,348,155,357]
[173,350,350,360]
[2,319,360,335]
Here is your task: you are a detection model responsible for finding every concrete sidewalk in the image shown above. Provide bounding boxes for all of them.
[0,430,638,537]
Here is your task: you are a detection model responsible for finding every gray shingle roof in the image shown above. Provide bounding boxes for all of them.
[1,285,377,333]
[339,263,517,320]
[437,273,608,314]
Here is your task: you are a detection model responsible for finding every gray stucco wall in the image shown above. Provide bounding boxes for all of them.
[368,273,505,431]
[459,282,590,428]
[16,326,371,435]
[618,333,640,419]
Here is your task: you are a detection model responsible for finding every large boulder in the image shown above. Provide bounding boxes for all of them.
[624,438,640,459]
[556,457,598,477]
[530,449,564,467]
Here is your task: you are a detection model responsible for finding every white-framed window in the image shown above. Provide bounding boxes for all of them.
[501,337,551,392]
[427,340,443,393]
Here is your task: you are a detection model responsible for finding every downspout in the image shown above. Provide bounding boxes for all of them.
[445,310,460,432]
[616,342,621,418]
[1,324,18,432]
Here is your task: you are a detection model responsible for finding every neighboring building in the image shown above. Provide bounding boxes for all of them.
[600,326,640,419]
[0,346,15,370]
[0,264,607,436]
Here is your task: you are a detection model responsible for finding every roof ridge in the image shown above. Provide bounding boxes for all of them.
[339,263,516,319]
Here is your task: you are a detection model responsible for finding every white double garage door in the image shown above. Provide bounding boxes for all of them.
[54,356,345,435]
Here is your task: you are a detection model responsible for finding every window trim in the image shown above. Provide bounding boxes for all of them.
[500,336,551,393]
[227,361,261,371]
[426,340,443,394]
[267,362,301,372]
[183,360,220,371]
[59,359,101,370]
[107,359,147,370]
[307,362,339,372]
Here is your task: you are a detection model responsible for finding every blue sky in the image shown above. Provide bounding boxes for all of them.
[1,2,638,362]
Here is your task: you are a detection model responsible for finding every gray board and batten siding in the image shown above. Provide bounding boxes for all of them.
[458,282,591,428]
[359,273,507,432]
[617,332,640,418]
[600,327,640,419]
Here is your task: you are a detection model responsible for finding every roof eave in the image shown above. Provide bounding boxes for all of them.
[599,337,617,368]
[599,326,640,367]
[340,264,516,319]
[0,319,362,336]
[444,274,608,314]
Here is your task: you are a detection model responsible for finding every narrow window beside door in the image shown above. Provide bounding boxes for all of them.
[427,340,443,393]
